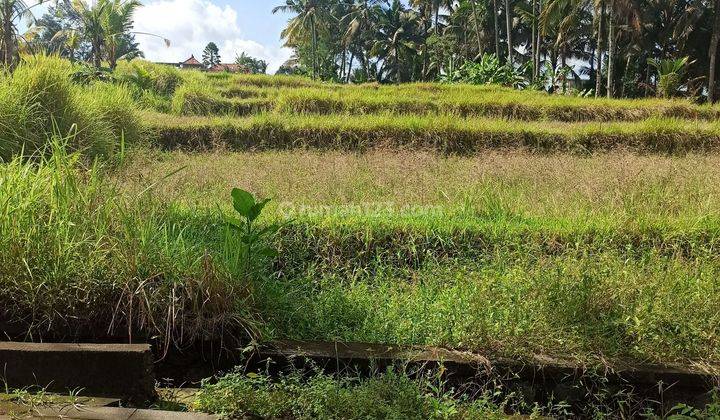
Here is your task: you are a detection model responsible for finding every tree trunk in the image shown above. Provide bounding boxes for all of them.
[346,51,354,83]
[535,0,542,80]
[606,8,615,98]
[531,0,536,80]
[595,0,605,97]
[621,54,631,97]
[1,0,15,69]
[395,48,401,84]
[709,0,720,103]
[341,47,347,81]
[493,0,500,58]
[311,16,318,80]
[505,0,513,63]
[470,0,484,58]
[362,50,370,81]
[93,35,102,68]
[561,51,567,94]
[109,43,117,70]
[589,44,596,87]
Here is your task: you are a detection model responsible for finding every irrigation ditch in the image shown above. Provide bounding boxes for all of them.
[4,336,716,416]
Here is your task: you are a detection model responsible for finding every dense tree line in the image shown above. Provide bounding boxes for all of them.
[274,0,720,100]
[0,0,165,70]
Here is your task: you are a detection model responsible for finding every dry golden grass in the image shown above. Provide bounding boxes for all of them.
[116,148,720,224]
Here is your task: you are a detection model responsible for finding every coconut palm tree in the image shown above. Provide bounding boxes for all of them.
[710,0,720,102]
[344,0,382,81]
[61,0,108,68]
[0,0,43,69]
[594,0,605,96]
[505,0,513,63]
[605,0,639,97]
[50,28,81,61]
[493,0,500,57]
[102,0,140,69]
[274,0,329,80]
[56,0,167,68]
[466,0,484,57]
[371,0,420,82]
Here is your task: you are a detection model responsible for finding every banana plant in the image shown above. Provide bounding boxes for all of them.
[647,56,695,98]
[225,188,281,280]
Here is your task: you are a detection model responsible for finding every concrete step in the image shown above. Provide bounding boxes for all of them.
[0,342,155,403]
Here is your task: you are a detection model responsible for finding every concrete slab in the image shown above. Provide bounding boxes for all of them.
[262,340,720,392]
[0,342,155,402]
[0,393,119,417]
[14,406,218,419]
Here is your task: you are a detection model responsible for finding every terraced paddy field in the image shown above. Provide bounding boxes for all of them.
[3,59,720,416]
[113,148,720,364]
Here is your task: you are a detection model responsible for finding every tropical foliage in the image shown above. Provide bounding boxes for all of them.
[274,0,720,101]
[1,0,167,70]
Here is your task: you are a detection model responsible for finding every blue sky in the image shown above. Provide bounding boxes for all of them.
[132,0,293,72]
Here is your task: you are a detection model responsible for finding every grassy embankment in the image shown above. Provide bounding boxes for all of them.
[2,57,720,369]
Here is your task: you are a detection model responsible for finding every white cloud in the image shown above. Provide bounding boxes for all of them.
[133,0,291,73]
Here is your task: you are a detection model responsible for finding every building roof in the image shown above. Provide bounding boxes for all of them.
[208,63,251,73]
[181,55,202,66]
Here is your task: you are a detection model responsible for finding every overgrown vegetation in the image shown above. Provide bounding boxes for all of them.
[0,139,259,349]
[191,365,720,419]
[0,55,140,160]
[2,55,720,416]
[194,368,510,419]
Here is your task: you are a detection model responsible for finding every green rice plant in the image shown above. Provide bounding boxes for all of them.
[143,112,720,155]
[0,77,39,161]
[110,148,720,365]
[228,73,321,88]
[137,89,173,113]
[171,82,272,116]
[270,84,719,121]
[216,85,266,99]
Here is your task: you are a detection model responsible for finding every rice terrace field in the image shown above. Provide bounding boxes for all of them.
[3,56,720,417]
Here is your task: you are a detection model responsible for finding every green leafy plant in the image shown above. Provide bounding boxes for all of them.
[452,54,528,89]
[647,56,694,98]
[225,188,280,279]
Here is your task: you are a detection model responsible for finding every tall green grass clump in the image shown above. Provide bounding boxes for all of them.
[0,55,140,160]
[0,139,256,348]
[82,82,141,146]
[115,60,185,112]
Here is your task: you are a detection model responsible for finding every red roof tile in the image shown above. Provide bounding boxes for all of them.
[181,55,202,66]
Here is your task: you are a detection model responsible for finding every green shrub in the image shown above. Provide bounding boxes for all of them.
[115,59,183,96]
[195,368,504,419]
